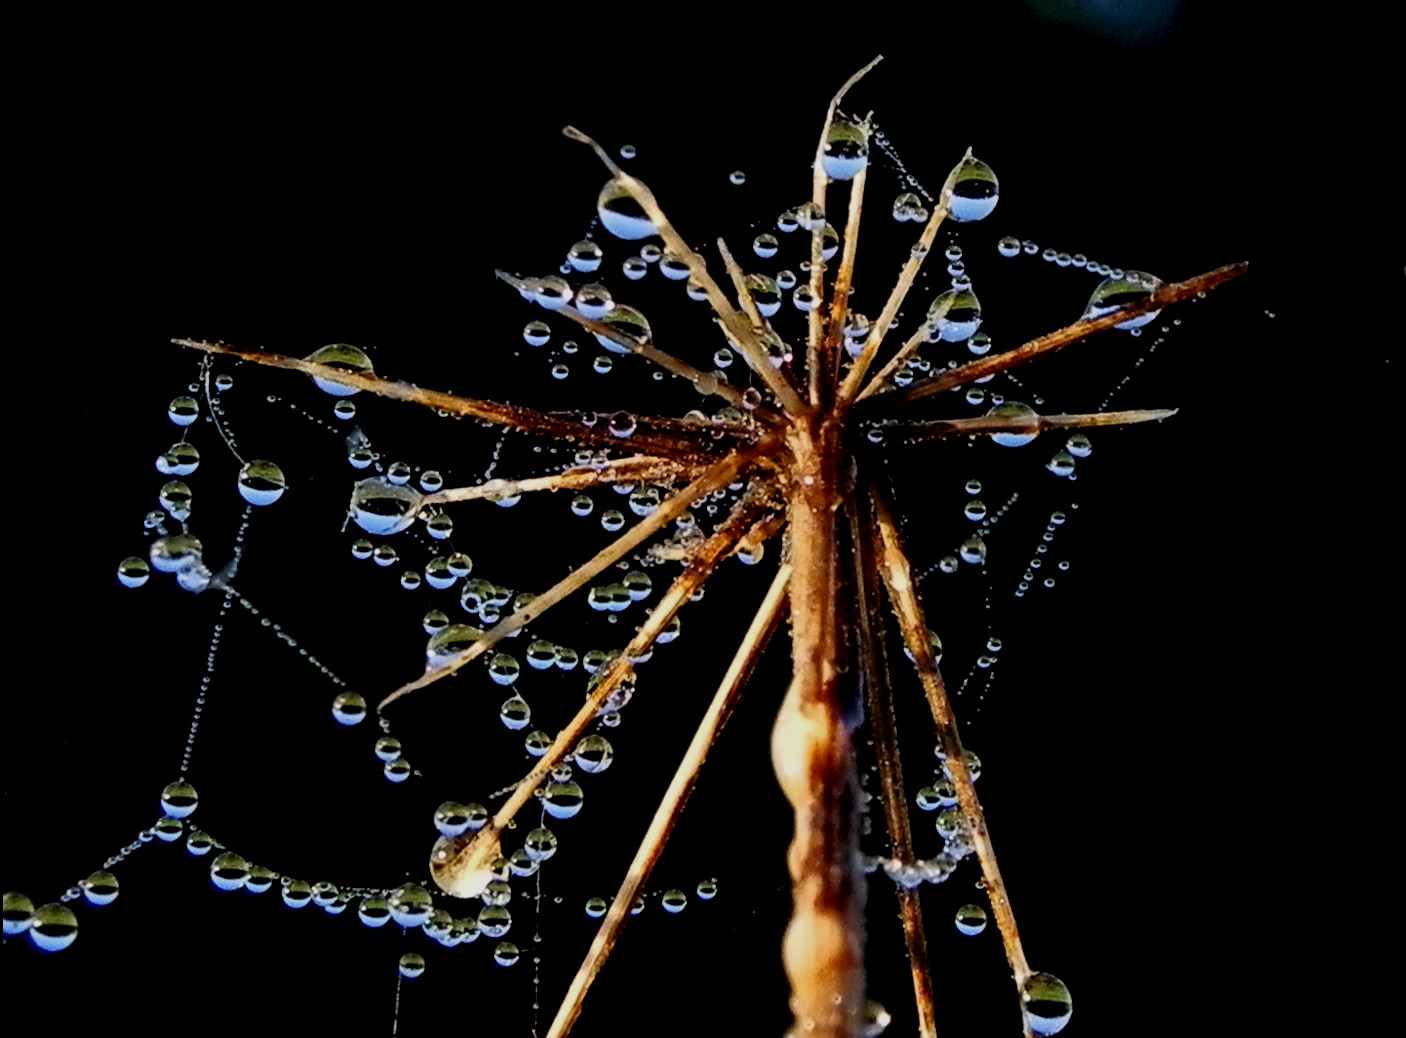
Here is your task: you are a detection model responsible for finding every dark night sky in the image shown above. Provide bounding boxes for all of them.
[5,8,1381,1038]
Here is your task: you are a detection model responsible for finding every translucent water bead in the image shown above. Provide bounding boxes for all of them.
[304,344,373,396]
[945,153,999,222]
[1083,270,1163,329]
[1021,972,1073,1035]
[160,779,198,819]
[596,180,654,240]
[28,903,78,951]
[822,118,869,181]
[237,460,287,506]
[348,477,423,536]
[954,903,987,935]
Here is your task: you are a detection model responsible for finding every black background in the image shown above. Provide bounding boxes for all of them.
[4,8,1384,1038]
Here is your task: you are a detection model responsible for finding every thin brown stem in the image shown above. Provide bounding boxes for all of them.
[171,339,739,461]
[546,562,791,1038]
[873,406,1178,445]
[868,483,1034,1024]
[420,456,695,507]
[563,127,807,417]
[428,491,768,900]
[807,58,881,407]
[377,438,781,712]
[877,261,1249,409]
[771,415,864,1038]
[846,498,936,1038]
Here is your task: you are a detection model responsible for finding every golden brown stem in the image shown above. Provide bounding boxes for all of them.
[808,56,882,408]
[421,456,695,507]
[546,562,791,1038]
[847,498,937,1038]
[879,261,1249,408]
[867,483,1033,1020]
[771,415,865,1038]
[874,406,1178,445]
[171,338,740,461]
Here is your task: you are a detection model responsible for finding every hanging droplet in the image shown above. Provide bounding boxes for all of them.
[597,180,654,240]
[955,903,988,935]
[945,153,999,222]
[28,903,78,952]
[359,896,392,927]
[1084,270,1162,329]
[156,441,201,476]
[959,535,987,564]
[568,239,604,273]
[1021,972,1073,1035]
[305,344,374,396]
[927,287,983,342]
[160,780,198,819]
[398,953,426,979]
[524,827,558,862]
[661,888,688,914]
[349,477,423,536]
[584,897,608,918]
[237,460,287,506]
[493,941,520,966]
[79,870,119,906]
[3,892,34,936]
[167,396,199,426]
[823,117,869,180]
[594,304,652,354]
[210,852,249,891]
[543,780,584,819]
[903,628,944,665]
[500,695,531,730]
[573,734,614,774]
[1047,452,1076,478]
[389,884,433,927]
[117,556,150,588]
[987,401,1039,448]
[158,481,193,521]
